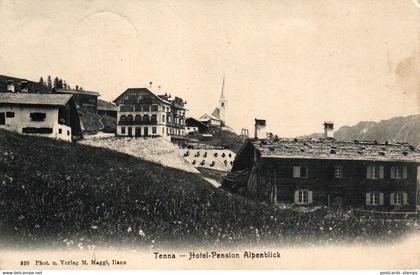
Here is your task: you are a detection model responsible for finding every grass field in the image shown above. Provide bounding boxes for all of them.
[0,130,418,249]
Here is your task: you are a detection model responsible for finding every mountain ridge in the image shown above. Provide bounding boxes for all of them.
[299,114,420,148]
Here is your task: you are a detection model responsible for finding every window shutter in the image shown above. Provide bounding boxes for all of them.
[365,193,370,205]
[379,166,384,179]
[293,167,300,178]
[390,167,395,179]
[308,191,313,204]
[390,193,394,206]
[301,166,307,178]
[403,192,408,205]
[379,193,384,205]
[402,166,408,179]
[294,190,299,203]
[366,166,372,179]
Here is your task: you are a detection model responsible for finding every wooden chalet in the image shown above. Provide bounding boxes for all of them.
[56,88,100,112]
[223,137,420,213]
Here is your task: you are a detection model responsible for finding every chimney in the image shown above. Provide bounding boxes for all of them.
[323,121,334,138]
[6,80,15,93]
[149,81,153,89]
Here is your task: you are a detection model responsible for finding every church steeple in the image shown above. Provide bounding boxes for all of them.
[219,74,227,126]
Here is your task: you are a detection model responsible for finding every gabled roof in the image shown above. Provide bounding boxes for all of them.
[211,107,220,119]
[199,113,221,122]
[113,88,172,105]
[56,88,100,97]
[186,117,208,127]
[0,93,73,106]
[250,138,420,163]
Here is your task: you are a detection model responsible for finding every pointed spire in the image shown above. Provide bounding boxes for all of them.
[220,74,225,99]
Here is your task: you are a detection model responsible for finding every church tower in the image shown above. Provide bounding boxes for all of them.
[219,75,227,126]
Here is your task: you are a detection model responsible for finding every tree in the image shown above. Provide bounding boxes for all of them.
[39,77,44,85]
[57,79,63,89]
[75,85,79,91]
[47,76,52,89]
[53,77,59,89]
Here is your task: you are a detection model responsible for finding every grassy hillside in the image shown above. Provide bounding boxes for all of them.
[79,110,116,134]
[0,130,418,248]
[196,128,244,152]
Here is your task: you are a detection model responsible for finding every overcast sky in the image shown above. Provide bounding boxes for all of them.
[0,0,418,137]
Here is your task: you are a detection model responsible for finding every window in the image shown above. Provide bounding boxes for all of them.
[152,127,157,134]
[366,192,383,205]
[135,127,141,136]
[0,113,5,125]
[121,127,126,135]
[334,166,343,178]
[143,115,149,122]
[162,127,165,134]
[366,165,384,179]
[22,127,53,134]
[59,128,62,134]
[151,105,158,112]
[293,166,308,178]
[294,190,312,204]
[162,115,165,122]
[151,114,157,123]
[391,192,407,206]
[135,115,142,123]
[67,130,70,136]
[30,112,46,121]
[127,115,134,123]
[393,193,402,205]
[6,112,14,118]
[391,166,407,179]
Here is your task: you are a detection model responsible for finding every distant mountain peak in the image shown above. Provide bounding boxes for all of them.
[299,115,420,148]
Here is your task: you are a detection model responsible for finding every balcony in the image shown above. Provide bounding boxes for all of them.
[118,119,158,125]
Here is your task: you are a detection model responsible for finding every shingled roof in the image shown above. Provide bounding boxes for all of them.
[252,138,420,163]
[0,93,73,106]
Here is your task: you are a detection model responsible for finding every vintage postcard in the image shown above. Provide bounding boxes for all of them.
[0,0,419,273]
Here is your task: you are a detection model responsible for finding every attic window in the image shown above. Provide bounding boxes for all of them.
[378,152,385,156]
[330,149,336,154]
[402,151,408,156]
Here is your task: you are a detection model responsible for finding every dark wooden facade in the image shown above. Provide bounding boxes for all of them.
[226,140,419,212]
